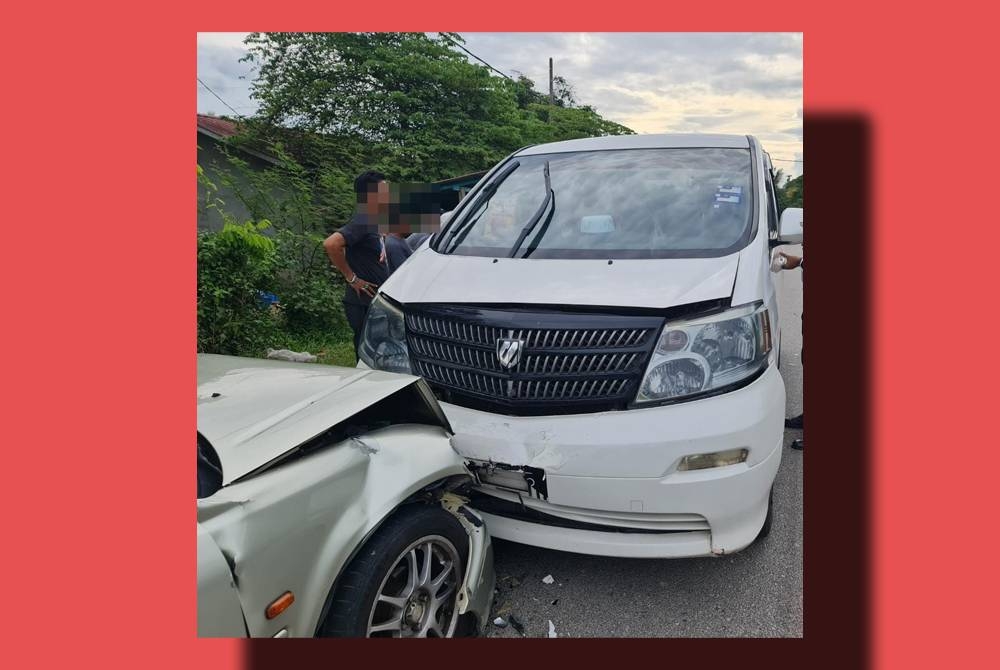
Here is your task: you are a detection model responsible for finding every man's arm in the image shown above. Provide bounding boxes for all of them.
[776,251,802,269]
[323,231,378,299]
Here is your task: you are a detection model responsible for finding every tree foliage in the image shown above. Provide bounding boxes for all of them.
[239,32,634,187]
[771,168,804,210]
[780,174,803,208]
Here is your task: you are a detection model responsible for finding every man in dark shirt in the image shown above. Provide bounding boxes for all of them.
[323,171,413,356]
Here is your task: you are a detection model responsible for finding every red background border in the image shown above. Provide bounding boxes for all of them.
[3,3,995,668]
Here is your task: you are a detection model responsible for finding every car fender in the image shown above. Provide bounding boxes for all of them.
[196,524,248,637]
[199,424,482,638]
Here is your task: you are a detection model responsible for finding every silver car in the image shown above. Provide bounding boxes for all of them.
[197,354,495,637]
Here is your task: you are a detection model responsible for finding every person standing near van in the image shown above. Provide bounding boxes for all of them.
[776,250,804,449]
[323,170,412,356]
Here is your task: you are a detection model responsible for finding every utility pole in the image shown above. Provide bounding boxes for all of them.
[549,57,554,105]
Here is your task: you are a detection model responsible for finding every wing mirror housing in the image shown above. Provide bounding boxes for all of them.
[776,207,803,244]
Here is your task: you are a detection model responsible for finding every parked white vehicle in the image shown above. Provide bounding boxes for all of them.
[197,355,495,637]
[358,134,803,558]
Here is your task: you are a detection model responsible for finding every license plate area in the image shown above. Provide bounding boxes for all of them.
[468,461,548,500]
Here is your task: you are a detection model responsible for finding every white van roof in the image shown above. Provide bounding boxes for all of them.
[517,133,751,155]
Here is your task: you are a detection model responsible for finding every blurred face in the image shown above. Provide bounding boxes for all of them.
[362,181,443,236]
[363,180,390,216]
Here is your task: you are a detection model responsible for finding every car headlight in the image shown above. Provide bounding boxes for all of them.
[635,302,772,404]
[358,294,411,374]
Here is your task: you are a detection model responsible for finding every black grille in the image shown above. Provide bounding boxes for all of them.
[405,306,662,415]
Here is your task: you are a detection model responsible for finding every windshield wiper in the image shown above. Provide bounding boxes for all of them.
[507,160,553,258]
[441,160,520,254]
[521,192,557,259]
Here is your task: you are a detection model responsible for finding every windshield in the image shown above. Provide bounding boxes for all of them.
[439,148,754,259]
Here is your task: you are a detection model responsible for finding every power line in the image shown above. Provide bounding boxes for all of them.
[438,33,513,81]
[197,77,244,118]
[771,157,803,163]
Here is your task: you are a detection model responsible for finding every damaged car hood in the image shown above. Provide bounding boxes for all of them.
[197,354,447,485]
[380,247,740,309]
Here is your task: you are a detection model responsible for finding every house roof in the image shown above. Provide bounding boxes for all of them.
[197,114,240,140]
[197,114,280,165]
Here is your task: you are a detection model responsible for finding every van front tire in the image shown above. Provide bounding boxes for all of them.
[756,487,774,540]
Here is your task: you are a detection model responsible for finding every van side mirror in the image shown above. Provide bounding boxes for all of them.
[777,207,803,244]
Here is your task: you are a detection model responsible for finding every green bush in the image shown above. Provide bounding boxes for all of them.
[272,230,351,338]
[197,220,282,356]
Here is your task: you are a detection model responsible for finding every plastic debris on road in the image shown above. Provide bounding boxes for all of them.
[542,574,555,584]
[548,620,558,638]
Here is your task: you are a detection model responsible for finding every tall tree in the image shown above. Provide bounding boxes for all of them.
[241,32,633,181]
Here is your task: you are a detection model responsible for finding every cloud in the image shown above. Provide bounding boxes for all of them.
[197,33,256,116]
[458,32,802,174]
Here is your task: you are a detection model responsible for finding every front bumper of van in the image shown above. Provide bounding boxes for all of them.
[444,364,786,558]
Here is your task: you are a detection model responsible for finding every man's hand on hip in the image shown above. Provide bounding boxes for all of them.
[350,277,379,299]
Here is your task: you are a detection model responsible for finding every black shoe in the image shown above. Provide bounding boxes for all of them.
[791,438,804,450]
[785,414,804,429]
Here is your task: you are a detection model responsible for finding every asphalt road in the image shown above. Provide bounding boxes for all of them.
[485,251,804,638]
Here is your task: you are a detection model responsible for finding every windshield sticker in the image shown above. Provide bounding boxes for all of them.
[714,185,742,206]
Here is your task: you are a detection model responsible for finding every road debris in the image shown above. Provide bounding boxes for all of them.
[493,617,508,628]
[548,620,558,638]
[542,574,555,584]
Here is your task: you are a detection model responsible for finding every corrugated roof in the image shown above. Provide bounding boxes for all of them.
[197,114,240,139]
[197,114,281,165]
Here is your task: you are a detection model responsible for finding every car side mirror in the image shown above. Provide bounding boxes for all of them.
[777,207,803,244]
[440,210,454,226]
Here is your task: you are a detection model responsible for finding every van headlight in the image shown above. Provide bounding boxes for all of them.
[358,295,411,374]
[635,302,772,404]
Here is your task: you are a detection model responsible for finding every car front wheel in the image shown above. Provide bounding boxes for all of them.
[319,505,468,638]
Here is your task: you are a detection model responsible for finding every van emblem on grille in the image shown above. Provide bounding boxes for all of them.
[496,333,525,370]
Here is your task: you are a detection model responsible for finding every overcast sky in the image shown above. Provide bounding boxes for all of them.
[198,32,802,178]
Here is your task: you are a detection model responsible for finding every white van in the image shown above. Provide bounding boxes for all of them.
[358,134,803,558]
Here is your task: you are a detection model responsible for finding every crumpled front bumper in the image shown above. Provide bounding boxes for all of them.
[445,364,786,558]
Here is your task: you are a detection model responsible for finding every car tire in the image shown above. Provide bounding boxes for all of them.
[756,487,775,540]
[318,504,470,638]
